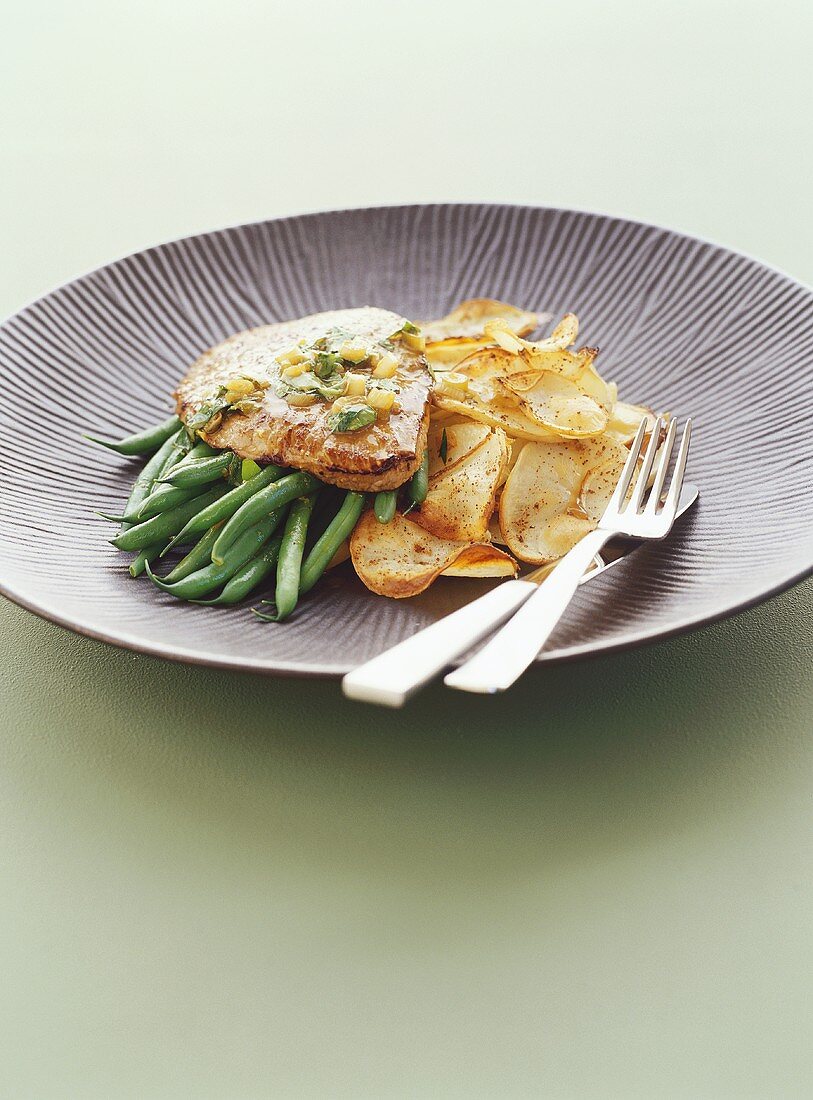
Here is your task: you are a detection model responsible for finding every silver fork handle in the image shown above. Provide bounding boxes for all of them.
[444,528,612,694]
[342,579,537,706]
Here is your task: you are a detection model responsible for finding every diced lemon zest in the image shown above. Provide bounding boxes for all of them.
[339,341,368,364]
[367,388,395,414]
[276,346,307,367]
[436,371,469,398]
[285,391,318,407]
[282,362,307,379]
[402,331,426,353]
[344,372,367,396]
[224,376,257,398]
[372,352,398,378]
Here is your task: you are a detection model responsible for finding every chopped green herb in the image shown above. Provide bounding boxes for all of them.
[389,320,421,340]
[277,369,345,403]
[184,389,231,439]
[241,458,262,481]
[368,377,400,393]
[327,403,377,434]
[310,327,355,353]
[313,350,343,379]
[439,428,448,464]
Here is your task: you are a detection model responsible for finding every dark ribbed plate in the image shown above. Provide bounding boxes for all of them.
[1,204,812,676]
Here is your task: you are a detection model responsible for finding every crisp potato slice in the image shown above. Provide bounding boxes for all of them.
[506,371,608,438]
[416,428,509,541]
[421,299,541,342]
[350,510,504,598]
[440,544,518,578]
[432,391,562,442]
[499,437,627,563]
[485,312,578,354]
[501,348,586,389]
[427,418,491,477]
[606,401,657,444]
[579,447,628,523]
[425,338,490,370]
[433,347,562,441]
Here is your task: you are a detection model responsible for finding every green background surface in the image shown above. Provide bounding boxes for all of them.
[1,2,812,1096]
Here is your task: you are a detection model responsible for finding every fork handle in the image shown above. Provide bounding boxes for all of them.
[444,529,612,694]
[342,579,538,706]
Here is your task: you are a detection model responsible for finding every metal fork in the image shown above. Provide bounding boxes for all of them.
[342,417,692,706]
[444,416,692,694]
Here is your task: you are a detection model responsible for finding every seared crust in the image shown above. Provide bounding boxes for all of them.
[174,308,433,491]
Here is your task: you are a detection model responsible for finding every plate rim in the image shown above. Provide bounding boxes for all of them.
[1,201,812,678]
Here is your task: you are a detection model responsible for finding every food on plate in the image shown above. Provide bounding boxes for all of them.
[175,307,432,491]
[88,298,662,619]
[349,510,518,598]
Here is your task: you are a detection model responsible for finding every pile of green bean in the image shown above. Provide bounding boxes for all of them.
[86,411,429,621]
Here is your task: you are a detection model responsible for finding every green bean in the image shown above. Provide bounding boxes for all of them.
[158,522,224,584]
[161,463,284,554]
[299,491,365,595]
[193,533,284,605]
[157,450,235,488]
[212,471,319,565]
[373,490,397,524]
[84,413,181,456]
[145,511,284,600]
[131,442,215,520]
[120,432,191,576]
[95,429,189,526]
[116,424,189,523]
[134,482,199,520]
[129,542,166,578]
[408,448,429,504]
[253,495,316,622]
[112,484,228,551]
[119,428,186,525]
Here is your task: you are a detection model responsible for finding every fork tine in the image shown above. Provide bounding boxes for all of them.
[662,418,693,517]
[645,417,677,513]
[606,418,647,513]
[628,417,664,512]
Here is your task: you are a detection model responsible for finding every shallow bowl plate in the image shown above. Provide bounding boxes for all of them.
[1,203,811,676]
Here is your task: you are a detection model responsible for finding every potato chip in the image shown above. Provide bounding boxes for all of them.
[504,371,608,438]
[432,391,562,442]
[427,418,491,477]
[440,544,518,578]
[579,447,628,523]
[432,347,562,441]
[499,437,627,563]
[350,510,506,598]
[416,428,509,541]
[425,338,490,370]
[605,401,656,445]
[420,299,541,342]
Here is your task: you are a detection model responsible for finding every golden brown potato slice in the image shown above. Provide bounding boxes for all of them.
[499,437,627,563]
[426,418,492,477]
[416,427,509,541]
[579,446,628,523]
[432,348,562,441]
[605,401,657,445]
[440,544,518,578]
[350,510,507,598]
[503,371,608,438]
[425,339,490,370]
[421,299,542,343]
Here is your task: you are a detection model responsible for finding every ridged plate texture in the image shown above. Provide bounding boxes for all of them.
[1,204,811,676]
